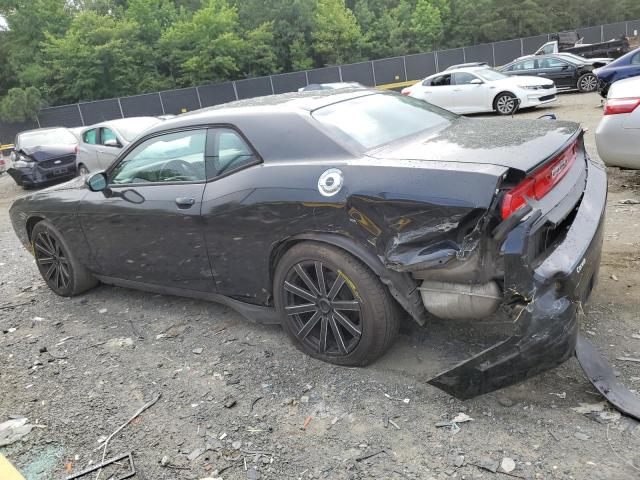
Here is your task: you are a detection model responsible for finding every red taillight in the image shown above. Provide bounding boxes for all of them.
[74,145,79,154]
[604,97,640,115]
[501,139,579,219]
[401,89,411,96]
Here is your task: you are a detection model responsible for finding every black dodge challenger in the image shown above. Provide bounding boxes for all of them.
[9,90,607,398]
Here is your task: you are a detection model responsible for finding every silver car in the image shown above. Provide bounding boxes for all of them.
[76,117,161,174]
[595,76,640,169]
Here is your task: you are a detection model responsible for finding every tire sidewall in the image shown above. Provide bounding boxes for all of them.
[274,243,386,366]
[494,93,518,115]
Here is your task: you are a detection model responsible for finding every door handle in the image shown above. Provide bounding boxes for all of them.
[175,197,195,209]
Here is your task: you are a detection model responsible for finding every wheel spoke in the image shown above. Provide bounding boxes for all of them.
[329,315,348,354]
[42,233,56,255]
[284,281,317,303]
[55,265,61,289]
[333,310,361,337]
[314,261,326,295]
[35,240,55,258]
[37,256,55,265]
[45,263,57,280]
[332,300,360,311]
[285,303,318,315]
[294,264,320,296]
[59,262,71,283]
[327,276,345,300]
[319,316,328,353]
[297,311,321,340]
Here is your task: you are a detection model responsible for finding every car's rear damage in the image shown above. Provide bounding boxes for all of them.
[365,119,607,399]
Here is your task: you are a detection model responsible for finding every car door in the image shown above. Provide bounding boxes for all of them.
[536,57,574,88]
[78,128,215,292]
[96,127,123,170]
[418,74,456,111]
[452,72,491,113]
[78,128,100,172]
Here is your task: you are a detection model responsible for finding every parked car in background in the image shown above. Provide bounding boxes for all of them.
[499,54,598,92]
[518,52,612,68]
[7,127,78,188]
[532,31,629,59]
[9,89,606,398]
[76,117,162,174]
[594,47,640,98]
[595,76,640,169]
[444,62,489,71]
[0,143,14,173]
[402,66,556,115]
[298,82,365,92]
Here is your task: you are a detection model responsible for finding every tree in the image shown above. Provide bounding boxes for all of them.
[410,0,444,51]
[0,87,42,123]
[312,0,363,66]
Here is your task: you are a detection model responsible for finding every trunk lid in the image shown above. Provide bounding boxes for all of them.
[369,117,581,174]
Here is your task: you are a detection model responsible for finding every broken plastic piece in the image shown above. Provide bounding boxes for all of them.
[66,452,135,480]
[575,335,640,422]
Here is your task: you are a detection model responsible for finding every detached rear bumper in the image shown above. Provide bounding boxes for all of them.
[7,164,76,187]
[428,157,607,399]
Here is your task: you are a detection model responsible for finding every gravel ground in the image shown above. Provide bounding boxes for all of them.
[1,92,640,480]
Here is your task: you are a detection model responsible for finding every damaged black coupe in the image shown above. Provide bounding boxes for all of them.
[7,127,79,188]
[9,90,606,398]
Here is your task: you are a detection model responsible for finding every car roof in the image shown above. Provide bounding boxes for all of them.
[443,62,488,71]
[425,66,488,77]
[608,75,640,98]
[82,116,159,132]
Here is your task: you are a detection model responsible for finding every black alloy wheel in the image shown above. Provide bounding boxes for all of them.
[577,73,598,93]
[274,242,400,366]
[34,230,72,292]
[283,260,362,356]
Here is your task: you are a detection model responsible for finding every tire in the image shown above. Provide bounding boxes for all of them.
[77,164,89,176]
[31,220,98,297]
[494,92,519,115]
[577,73,598,93]
[274,242,400,366]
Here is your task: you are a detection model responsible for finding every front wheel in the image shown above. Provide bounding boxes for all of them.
[494,92,519,115]
[577,73,598,93]
[31,221,98,296]
[77,164,90,176]
[274,242,400,366]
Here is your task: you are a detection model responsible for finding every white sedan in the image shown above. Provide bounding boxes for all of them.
[595,76,640,169]
[401,67,557,115]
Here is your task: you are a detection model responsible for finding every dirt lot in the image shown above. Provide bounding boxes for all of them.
[1,92,640,480]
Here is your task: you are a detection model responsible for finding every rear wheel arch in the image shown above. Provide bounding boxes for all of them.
[270,233,427,325]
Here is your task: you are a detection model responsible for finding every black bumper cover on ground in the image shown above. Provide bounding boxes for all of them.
[428,158,607,399]
[7,164,76,187]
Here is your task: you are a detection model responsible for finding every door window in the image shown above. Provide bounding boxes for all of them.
[539,58,567,69]
[83,129,98,144]
[541,43,555,54]
[431,74,452,86]
[110,129,207,184]
[512,60,536,71]
[101,128,118,145]
[453,72,480,85]
[211,129,257,177]
[631,52,640,64]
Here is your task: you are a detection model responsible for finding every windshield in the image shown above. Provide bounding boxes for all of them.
[17,128,77,149]
[312,93,457,150]
[475,68,508,81]
[115,117,162,142]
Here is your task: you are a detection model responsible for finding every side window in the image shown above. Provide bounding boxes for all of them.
[83,129,98,144]
[421,78,432,86]
[453,72,479,85]
[101,128,117,145]
[541,43,555,54]
[540,58,567,69]
[110,129,207,184]
[513,60,535,71]
[211,129,257,177]
[631,52,640,65]
[431,74,451,86]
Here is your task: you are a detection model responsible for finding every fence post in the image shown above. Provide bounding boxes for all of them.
[434,51,439,72]
[195,87,203,109]
[601,25,604,42]
[491,43,496,67]
[77,104,85,126]
[269,76,275,95]
[35,114,41,128]
[520,38,524,57]
[402,56,408,82]
[117,98,124,118]
[232,82,239,100]
[157,92,166,115]
[304,71,309,86]
[371,61,377,86]
[338,67,343,82]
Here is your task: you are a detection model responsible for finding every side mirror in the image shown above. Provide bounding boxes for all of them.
[470,78,483,85]
[86,171,108,192]
[10,150,16,162]
[104,139,121,148]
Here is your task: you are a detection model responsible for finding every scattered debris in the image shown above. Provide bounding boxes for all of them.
[192,348,203,355]
[572,402,607,414]
[500,457,516,473]
[66,452,134,480]
[451,454,465,468]
[246,468,261,480]
[452,412,473,423]
[471,458,499,473]
[104,337,134,350]
[550,392,567,399]
[619,199,640,205]
[574,432,590,441]
[187,447,206,461]
[497,395,515,407]
[0,417,34,446]
[388,419,401,430]
[611,274,619,281]
[160,456,170,466]
[302,416,312,430]
[355,449,387,462]
[250,396,263,412]
[617,357,640,363]
[224,398,237,409]
[98,308,108,314]
[632,334,640,340]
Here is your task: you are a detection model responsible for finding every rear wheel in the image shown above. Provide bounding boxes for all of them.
[494,92,518,115]
[577,73,598,93]
[31,221,98,296]
[274,242,400,366]
[77,164,89,176]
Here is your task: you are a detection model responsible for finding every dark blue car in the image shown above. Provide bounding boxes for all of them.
[594,46,640,97]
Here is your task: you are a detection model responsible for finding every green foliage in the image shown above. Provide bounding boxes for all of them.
[0,0,639,118]
[0,87,42,122]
